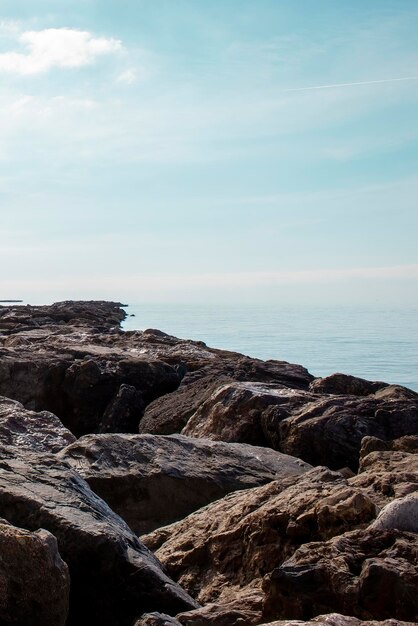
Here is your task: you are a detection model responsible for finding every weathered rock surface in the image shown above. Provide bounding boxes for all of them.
[310,373,388,396]
[350,448,418,507]
[142,467,377,606]
[178,382,418,471]
[141,360,313,436]
[262,617,416,626]
[0,444,198,626]
[0,518,70,626]
[276,386,418,470]
[263,529,418,622]
[59,433,311,533]
[359,435,418,459]
[181,382,310,446]
[0,395,75,452]
[135,611,417,626]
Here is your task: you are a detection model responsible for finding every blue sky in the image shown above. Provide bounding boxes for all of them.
[1,0,417,304]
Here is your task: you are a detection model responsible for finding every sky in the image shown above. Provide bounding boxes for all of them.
[0,0,417,305]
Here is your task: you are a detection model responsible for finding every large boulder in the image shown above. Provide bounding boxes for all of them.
[59,433,311,533]
[310,373,388,396]
[263,529,418,622]
[142,468,377,606]
[0,348,182,436]
[0,444,198,626]
[0,519,69,626]
[141,358,313,436]
[0,396,75,452]
[276,386,418,470]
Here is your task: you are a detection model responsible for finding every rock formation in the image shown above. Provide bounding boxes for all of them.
[0,300,416,625]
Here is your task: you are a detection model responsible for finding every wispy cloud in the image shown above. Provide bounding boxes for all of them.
[283,75,418,93]
[0,28,122,75]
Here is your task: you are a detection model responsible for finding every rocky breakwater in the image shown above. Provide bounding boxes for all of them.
[0,300,416,625]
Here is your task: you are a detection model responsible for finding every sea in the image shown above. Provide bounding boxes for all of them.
[122,304,418,392]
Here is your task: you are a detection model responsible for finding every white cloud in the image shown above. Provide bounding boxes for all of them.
[117,68,137,84]
[0,28,122,75]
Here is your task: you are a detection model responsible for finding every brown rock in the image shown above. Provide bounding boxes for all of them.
[310,373,387,396]
[0,518,69,626]
[350,450,418,507]
[263,529,418,622]
[277,386,418,470]
[142,468,377,606]
[261,615,416,626]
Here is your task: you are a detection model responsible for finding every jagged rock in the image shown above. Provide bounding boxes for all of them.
[350,450,418,506]
[181,382,311,446]
[141,358,313,436]
[175,589,264,625]
[179,383,418,471]
[142,467,377,606]
[0,396,75,452]
[263,529,418,622]
[261,616,416,626]
[0,444,198,626]
[370,495,418,533]
[310,373,387,396]
[360,435,418,459]
[135,615,182,626]
[139,373,232,435]
[0,518,69,626]
[59,433,311,533]
[276,385,418,470]
[0,300,127,333]
[0,349,182,436]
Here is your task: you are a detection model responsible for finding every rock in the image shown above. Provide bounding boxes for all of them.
[263,529,418,622]
[0,348,182,437]
[181,383,311,446]
[310,373,387,396]
[141,357,313,437]
[277,386,418,470]
[370,495,418,533]
[261,615,416,626]
[0,444,198,626]
[142,467,377,606]
[360,435,418,460]
[99,383,145,433]
[175,588,264,625]
[59,433,311,534]
[0,518,69,626]
[0,300,127,333]
[135,615,182,626]
[0,396,75,452]
[140,373,231,435]
[350,450,418,506]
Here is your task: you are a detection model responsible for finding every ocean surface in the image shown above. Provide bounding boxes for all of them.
[123,304,418,392]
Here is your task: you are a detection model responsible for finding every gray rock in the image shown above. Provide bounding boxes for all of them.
[59,433,311,533]
[0,396,75,452]
[370,495,418,533]
[0,444,198,626]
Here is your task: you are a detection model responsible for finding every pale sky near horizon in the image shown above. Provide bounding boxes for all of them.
[1,0,418,305]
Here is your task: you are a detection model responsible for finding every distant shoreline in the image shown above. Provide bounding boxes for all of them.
[0,300,23,303]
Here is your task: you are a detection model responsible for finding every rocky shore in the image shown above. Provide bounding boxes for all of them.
[0,300,416,626]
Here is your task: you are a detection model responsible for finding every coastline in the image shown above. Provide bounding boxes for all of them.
[0,300,416,625]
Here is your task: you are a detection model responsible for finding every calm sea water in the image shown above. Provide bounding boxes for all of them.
[123,304,418,392]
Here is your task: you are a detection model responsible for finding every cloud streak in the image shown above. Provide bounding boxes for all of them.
[283,76,418,93]
[0,28,122,75]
